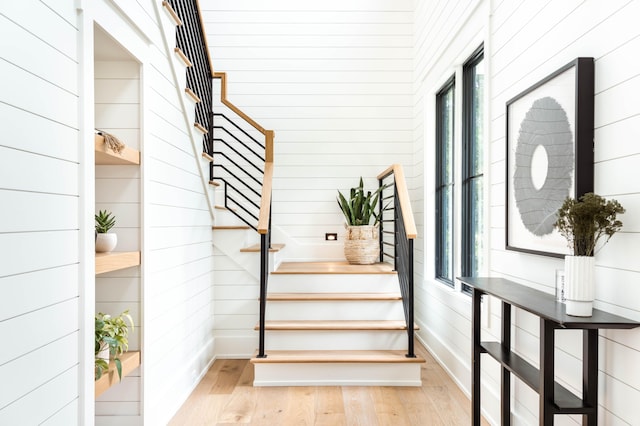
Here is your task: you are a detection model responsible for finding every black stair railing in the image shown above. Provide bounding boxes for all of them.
[378,164,417,358]
[168,0,214,154]
[166,1,275,358]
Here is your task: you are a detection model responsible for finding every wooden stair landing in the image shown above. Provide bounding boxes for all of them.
[251,350,425,364]
[273,261,395,275]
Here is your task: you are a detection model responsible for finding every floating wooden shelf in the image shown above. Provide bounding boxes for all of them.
[94,134,140,165]
[95,351,141,398]
[96,251,141,275]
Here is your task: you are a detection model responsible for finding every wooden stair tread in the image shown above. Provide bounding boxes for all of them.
[273,261,396,275]
[214,205,236,211]
[256,320,418,331]
[267,292,401,301]
[240,243,285,253]
[251,350,425,364]
[212,225,251,230]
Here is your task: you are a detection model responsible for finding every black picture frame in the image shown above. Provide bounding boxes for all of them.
[505,57,594,258]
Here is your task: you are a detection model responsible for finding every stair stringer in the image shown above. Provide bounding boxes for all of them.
[154,0,215,221]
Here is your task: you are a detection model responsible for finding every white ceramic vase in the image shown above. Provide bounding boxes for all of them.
[97,345,110,364]
[96,233,117,253]
[564,255,595,317]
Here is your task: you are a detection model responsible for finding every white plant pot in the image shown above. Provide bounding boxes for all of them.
[564,255,595,317]
[97,345,110,363]
[96,233,117,253]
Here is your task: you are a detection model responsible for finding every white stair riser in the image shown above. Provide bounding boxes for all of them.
[264,330,409,351]
[268,274,399,293]
[213,205,249,227]
[265,301,404,321]
[213,230,277,279]
[213,205,254,227]
[253,362,421,387]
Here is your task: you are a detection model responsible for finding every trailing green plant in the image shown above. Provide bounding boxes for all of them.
[95,210,116,233]
[95,310,134,381]
[337,177,388,226]
[554,192,625,256]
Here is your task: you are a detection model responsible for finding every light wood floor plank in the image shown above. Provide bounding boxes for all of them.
[252,387,289,426]
[342,387,379,426]
[168,341,490,425]
[209,359,246,395]
[314,387,346,426]
[371,386,413,426]
[285,387,315,425]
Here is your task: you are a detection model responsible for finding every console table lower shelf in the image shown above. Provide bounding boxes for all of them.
[459,276,640,426]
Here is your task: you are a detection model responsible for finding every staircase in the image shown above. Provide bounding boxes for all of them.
[161,0,422,387]
[251,261,423,386]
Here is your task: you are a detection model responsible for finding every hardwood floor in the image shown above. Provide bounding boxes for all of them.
[169,341,489,425]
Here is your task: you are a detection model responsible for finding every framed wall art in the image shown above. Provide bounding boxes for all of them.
[505,57,594,258]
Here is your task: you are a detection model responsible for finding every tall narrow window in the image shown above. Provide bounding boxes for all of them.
[462,47,485,284]
[435,77,455,286]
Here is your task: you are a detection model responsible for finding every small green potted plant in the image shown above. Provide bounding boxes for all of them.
[95,209,117,253]
[554,192,625,316]
[337,177,387,264]
[95,310,134,381]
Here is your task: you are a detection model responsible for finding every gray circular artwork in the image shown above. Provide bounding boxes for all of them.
[513,96,573,236]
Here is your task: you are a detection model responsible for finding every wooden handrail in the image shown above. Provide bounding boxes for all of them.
[213,72,267,135]
[188,2,275,235]
[257,162,274,234]
[195,0,215,75]
[377,164,417,239]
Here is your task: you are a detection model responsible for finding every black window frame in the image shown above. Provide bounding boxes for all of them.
[461,45,485,294]
[435,76,455,287]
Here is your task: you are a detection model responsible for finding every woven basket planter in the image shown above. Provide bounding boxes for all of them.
[344,225,379,265]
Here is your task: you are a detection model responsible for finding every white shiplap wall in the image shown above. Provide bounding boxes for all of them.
[413,0,640,425]
[2,0,220,423]
[201,0,414,257]
[0,0,81,424]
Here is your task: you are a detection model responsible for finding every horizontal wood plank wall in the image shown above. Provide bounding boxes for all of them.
[142,8,216,423]
[94,56,143,422]
[413,0,640,424]
[212,247,259,356]
[202,0,414,256]
[0,0,81,424]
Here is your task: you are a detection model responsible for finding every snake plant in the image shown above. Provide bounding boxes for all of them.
[337,177,388,226]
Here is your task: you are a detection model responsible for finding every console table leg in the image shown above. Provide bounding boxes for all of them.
[583,329,598,426]
[502,301,511,426]
[540,319,555,425]
[472,289,482,426]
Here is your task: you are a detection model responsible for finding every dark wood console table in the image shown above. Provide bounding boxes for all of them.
[459,276,640,425]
